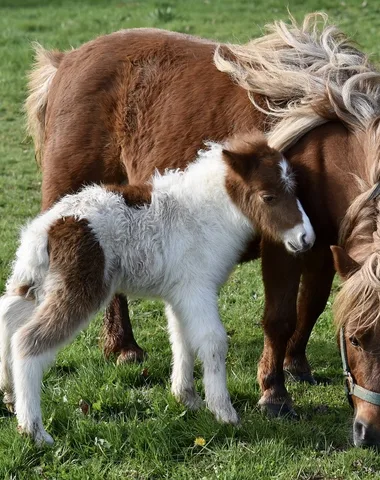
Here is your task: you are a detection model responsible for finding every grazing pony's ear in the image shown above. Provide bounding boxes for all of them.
[331,245,360,280]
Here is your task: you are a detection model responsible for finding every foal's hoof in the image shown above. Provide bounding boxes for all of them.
[3,392,15,413]
[260,402,299,420]
[173,387,204,411]
[285,369,317,385]
[215,408,240,426]
[117,345,147,364]
[209,402,240,425]
[5,402,15,414]
[17,424,54,446]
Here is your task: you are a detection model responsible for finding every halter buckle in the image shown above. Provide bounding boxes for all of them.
[344,371,354,395]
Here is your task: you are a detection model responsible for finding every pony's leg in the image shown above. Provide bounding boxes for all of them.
[11,296,95,445]
[258,241,301,417]
[165,304,203,410]
[0,296,35,410]
[284,247,335,383]
[171,294,238,424]
[103,294,146,364]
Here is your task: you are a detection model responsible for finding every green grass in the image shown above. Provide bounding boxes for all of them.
[1,0,380,478]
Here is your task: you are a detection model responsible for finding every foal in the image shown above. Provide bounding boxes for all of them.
[0,134,314,444]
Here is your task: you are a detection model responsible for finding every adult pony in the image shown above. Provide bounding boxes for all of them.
[25,14,380,446]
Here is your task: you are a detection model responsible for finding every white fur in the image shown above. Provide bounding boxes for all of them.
[282,199,316,254]
[279,157,296,193]
[0,142,314,443]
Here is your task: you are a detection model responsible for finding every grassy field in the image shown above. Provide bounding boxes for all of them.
[1,0,380,478]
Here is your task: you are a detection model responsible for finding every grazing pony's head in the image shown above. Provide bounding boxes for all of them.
[222,133,315,254]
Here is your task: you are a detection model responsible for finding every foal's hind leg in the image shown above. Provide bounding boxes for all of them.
[170,292,238,424]
[0,295,35,410]
[11,294,95,445]
[166,304,203,410]
[103,294,146,364]
[284,247,335,384]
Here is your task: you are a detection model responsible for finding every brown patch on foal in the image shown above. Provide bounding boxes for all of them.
[105,183,152,208]
[14,285,35,300]
[19,217,106,357]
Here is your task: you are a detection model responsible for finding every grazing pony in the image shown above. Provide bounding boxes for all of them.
[23,13,380,445]
[0,135,314,444]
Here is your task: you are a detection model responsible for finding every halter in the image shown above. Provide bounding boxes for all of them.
[340,327,380,407]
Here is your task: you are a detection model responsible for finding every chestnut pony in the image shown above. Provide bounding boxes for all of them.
[25,14,380,446]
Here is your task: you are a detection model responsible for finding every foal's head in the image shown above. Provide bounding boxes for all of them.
[222,133,315,254]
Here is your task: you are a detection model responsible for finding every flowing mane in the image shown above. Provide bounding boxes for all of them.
[214,13,380,333]
[214,13,380,151]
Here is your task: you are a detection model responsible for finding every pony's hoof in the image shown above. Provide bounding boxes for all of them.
[212,404,240,425]
[285,369,317,385]
[3,392,15,413]
[260,401,299,420]
[173,387,204,411]
[17,424,54,446]
[116,345,147,364]
[5,402,15,414]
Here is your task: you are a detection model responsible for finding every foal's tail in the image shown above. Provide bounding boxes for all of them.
[1,212,53,313]
[25,43,64,167]
[0,213,52,357]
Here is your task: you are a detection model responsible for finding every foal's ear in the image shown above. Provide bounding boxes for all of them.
[222,149,254,179]
[330,245,360,280]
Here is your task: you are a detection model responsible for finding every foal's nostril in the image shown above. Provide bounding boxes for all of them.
[296,232,311,251]
[354,419,380,447]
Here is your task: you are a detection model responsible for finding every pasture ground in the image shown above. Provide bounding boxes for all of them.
[1,0,380,478]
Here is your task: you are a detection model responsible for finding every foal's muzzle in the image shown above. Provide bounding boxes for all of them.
[283,226,315,254]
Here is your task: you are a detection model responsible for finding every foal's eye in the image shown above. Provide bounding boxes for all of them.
[261,194,276,204]
[349,336,360,347]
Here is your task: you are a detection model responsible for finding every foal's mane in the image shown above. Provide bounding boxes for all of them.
[215,13,380,333]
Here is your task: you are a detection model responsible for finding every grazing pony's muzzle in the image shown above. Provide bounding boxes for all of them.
[340,327,380,447]
[353,418,380,448]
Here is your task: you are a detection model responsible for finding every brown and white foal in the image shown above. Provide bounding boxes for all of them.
[0,134,314,444]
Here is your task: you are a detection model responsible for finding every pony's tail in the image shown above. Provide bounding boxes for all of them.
[5,211,54,305]
[25,43,64,167]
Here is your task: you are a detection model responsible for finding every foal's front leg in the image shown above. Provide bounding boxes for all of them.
[258,241,301,417]
[166,304,203,410]
[169,293,238,425]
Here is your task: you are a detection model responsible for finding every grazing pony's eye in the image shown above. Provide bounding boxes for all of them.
[349,336,360,347]
[261,194,277,204]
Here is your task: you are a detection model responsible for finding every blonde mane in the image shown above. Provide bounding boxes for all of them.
[214,13,380,332]
[214,13,380,151]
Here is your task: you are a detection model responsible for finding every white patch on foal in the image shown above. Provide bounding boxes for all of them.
[282,199,316,254]
[279,157,296,193]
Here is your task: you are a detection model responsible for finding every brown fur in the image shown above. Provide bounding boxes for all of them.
[105,183,152,207]
[18,217,106,357]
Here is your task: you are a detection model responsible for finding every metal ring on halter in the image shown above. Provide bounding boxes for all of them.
[340,327,380,407]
